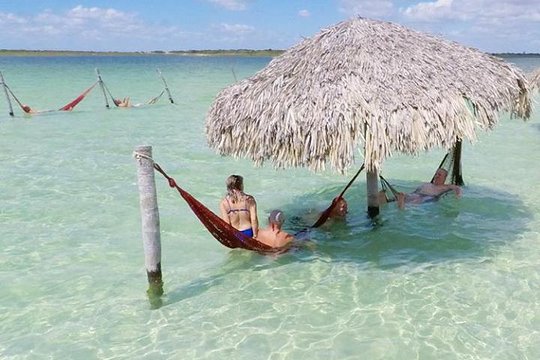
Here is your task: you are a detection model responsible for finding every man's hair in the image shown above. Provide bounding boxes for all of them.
[437,168,448,175]
[268,210,285,225]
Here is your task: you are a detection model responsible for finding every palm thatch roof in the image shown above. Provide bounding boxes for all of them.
[206,17,531,173]
[530,67,540,92]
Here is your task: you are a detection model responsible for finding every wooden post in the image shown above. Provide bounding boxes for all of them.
[452,139,464,186]
[157,68,175,104]
[366,169,379,218]
[95,68,110,108]
[1,71,14,117]
[134,145,163,303]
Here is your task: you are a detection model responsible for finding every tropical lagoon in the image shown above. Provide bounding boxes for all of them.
[0,54,539,359]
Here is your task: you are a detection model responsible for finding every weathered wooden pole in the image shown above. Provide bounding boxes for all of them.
[1,71,14,117]
[366,170,380,218]
[95,68,110,108]
[134,145,163,303]
[364,125,380,218]
[451,139,464,186]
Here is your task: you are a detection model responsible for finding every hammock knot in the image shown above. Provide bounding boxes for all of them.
[168,178,177,188]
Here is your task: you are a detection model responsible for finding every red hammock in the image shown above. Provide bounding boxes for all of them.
[59,81,98,111]
[153,163,288,254]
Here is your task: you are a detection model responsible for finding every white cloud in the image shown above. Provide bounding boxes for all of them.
[215,23,255,35]
[207,0,250,11]
[0,6,182,50]
[338,0,395,18]
[204,23,256,47]
[298,10,311,17]
[400,0,540,51]
[403,0,540,22]
[402,0,462,21]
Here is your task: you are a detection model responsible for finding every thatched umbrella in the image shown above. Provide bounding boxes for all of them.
[530,67,540,93]
[206,17,531,217]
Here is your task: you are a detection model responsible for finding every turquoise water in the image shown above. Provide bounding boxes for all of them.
[1,55,539,359]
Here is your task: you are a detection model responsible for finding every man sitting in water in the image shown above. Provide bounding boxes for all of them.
[395,168,462,209]
[256,210,294,248]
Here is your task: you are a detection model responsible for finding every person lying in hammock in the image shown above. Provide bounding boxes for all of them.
[395,168,462,209]
[219,174,259,238]
[22,104,35,114]
[114,97,131,107]
[256,210,294,248]
[328,197,348,219]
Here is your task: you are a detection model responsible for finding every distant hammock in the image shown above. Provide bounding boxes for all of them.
[2,78,98,115]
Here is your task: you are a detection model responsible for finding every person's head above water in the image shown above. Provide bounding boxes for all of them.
[432,168,448,186]
[226,174,244,192]
[329,197,348,218]
[268,209,285,227]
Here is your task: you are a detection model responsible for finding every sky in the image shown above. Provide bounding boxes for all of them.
[0,0,539,53]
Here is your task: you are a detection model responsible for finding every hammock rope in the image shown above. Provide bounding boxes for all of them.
[133,152,287,254]
[147,90,164,105]
[4,84,26,109]
[379,174,399,202]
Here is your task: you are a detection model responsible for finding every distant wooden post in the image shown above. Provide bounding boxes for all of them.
[1,71,14,117]
[366,170,380,218]
[134,145,163,302]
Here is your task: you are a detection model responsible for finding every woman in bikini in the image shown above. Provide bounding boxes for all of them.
[219,175,259,238]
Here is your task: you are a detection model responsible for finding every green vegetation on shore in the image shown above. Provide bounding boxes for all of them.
[1,49,537,58]
[0,49,285,57]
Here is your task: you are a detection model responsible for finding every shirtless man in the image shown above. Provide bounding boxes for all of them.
[256,210,294,248]
[396,168,462,209]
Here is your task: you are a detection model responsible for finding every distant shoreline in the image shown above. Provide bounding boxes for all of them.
[2,49,538,58]
[0,49,285,57]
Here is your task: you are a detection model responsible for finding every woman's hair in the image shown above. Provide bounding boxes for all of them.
[226,175,244,202]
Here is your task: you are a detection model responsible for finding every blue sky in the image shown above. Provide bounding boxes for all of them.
[0,0,539,53]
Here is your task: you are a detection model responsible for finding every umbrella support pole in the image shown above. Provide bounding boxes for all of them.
[366,170,380,218]
[134,145,164,308]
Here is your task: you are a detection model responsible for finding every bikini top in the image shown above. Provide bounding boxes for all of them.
[226,196,250,214]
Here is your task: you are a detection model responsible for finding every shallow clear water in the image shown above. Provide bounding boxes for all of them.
[0,55,539,359]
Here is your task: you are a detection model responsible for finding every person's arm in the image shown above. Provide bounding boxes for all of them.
[396,192,406,209]
[451,185,462,198]
[442,184,462,198]
[248,196,259,237]
[219,199,230,224]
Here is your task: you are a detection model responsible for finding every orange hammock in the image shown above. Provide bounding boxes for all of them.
[153,163,287,254]
[5,81,97,114]
[58,82,98,111]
